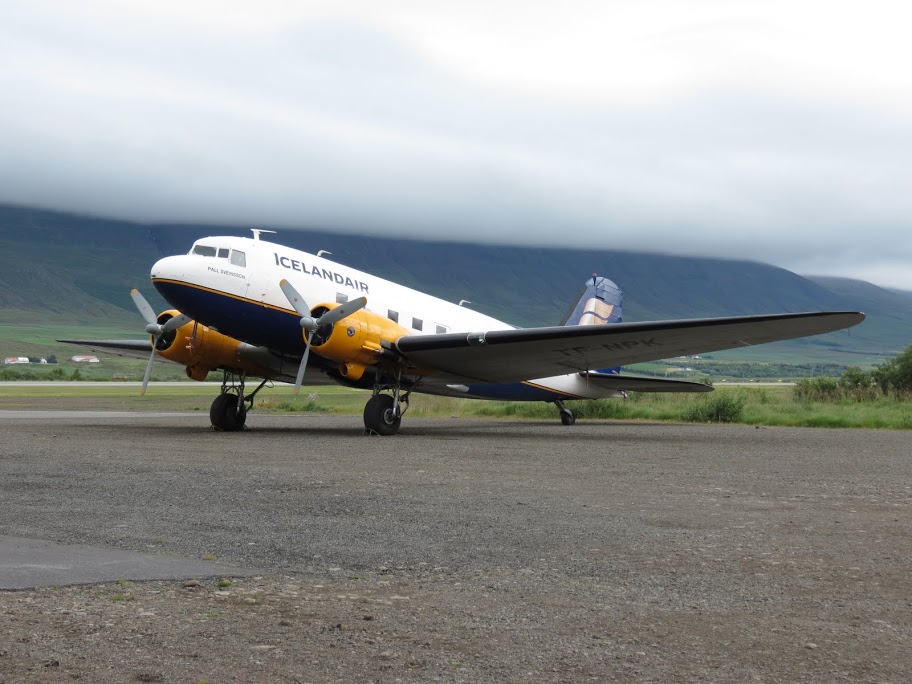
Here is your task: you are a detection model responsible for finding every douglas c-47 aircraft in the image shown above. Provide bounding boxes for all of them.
[63,231,865,435]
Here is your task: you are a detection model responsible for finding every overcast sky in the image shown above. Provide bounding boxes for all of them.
[2,1,910,288]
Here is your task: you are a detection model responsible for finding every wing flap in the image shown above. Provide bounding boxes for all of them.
[395,311,864,383]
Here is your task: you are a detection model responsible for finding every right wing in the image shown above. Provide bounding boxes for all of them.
[395,311,865,383]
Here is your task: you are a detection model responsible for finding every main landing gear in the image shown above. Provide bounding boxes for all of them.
[554,399,576,426]
[363,374,411,436]
[209,370,268,432]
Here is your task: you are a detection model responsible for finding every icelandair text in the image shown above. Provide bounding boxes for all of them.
[274,253,369,293]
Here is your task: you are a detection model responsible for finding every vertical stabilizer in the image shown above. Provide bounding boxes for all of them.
[560,275,624,375]
[559,275,623,327]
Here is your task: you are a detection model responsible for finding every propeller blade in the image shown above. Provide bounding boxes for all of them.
[140,347,156,396]
[279,279,319,330]
[320,297,367,327]
[293,343,311,395]
[131,289,158,327]
[279,279,310,317]
[162,313,191,332]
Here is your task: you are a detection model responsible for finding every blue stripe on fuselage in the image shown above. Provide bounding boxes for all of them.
[460,382,575,402]
[153,279,305,354]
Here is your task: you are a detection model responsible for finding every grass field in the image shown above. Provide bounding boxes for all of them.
[2,383,910,430]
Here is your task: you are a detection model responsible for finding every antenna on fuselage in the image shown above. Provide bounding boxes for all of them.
[317,250,332,257]
[251,229,277,241]
[458,299,472,306]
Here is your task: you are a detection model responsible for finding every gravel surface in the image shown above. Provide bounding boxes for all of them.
[1,412,910,682]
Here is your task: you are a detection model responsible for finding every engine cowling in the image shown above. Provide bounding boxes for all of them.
[309,304,410,380]
[151,310,270,381]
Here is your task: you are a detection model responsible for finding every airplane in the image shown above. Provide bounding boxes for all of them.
[62,231,865,435]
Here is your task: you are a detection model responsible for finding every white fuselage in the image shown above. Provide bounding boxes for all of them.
[151,235,624,401]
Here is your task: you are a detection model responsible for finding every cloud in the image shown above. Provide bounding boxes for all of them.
[0,1,910,288]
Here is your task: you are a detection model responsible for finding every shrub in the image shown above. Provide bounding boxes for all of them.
[872,345,912,395]
[793,377,841,402]
[795,371,883,403]
[681,392,746,423]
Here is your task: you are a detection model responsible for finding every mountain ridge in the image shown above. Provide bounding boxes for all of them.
[1,204,907,359]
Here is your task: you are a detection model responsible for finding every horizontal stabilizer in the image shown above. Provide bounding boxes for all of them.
[583,371,713,393]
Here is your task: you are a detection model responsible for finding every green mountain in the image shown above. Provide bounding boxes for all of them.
[1,205,908,363]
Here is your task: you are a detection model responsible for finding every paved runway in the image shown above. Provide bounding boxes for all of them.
[1,411,910,681]
[0,410,908,580]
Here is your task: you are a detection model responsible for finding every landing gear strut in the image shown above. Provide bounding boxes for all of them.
[554,399,576,426]
[209,370,268,432]
[363,372,411,435]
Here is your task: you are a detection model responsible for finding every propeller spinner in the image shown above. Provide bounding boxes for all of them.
[279,279,367,393]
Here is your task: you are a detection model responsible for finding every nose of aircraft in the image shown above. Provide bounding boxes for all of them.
[151,254,198,313]
[150,254,188,281]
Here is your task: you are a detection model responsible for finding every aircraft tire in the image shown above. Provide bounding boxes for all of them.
[559,410,576,426]
[364,394,401,436]
[210,392,247,432]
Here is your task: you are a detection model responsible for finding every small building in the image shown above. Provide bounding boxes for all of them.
[70,355,100,363]
[4,356,30,365]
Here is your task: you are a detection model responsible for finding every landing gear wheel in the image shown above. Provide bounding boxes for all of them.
[363,394,401,436]
[554,399,576,426]
[210,392,247,432]
[559,409,576,426]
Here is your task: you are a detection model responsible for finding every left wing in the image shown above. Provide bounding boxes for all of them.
[395,311,864,383]
[56,338,335,386]
[57,339,153,361]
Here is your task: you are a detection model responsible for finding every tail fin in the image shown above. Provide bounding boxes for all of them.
[560,275,623,375]
[559,275,623,326]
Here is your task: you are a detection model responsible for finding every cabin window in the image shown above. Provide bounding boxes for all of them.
[336,293,349,304]
[412,317,423,331]
[192,245,217,257]
[436,324,449,334]
[230,250,246,267]
[217,248,229,259]
[388,310,399,323]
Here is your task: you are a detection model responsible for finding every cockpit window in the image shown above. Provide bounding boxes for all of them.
[192,244,240,262]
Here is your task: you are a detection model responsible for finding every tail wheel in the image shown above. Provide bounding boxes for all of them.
[364,394,401,436]
[210,392,247,432]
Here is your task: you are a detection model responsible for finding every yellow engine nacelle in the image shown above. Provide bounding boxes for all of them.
[151,310,266,381]
[309,304,410,380]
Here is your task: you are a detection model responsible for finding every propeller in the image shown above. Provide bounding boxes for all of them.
[130,289,191,395]
[279,279,366,393]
